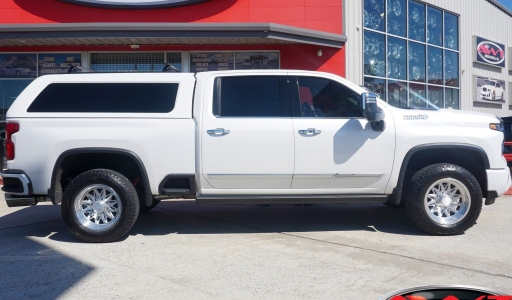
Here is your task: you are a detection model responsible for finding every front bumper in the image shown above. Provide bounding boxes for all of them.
[487,168,511,197]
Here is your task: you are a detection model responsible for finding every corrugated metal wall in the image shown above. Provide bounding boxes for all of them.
[345,0,512,117]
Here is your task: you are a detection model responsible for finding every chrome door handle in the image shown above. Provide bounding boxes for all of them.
[298,128,321,135]
[207,128,230,135]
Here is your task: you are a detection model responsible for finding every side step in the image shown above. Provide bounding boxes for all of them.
[196,194,388,205]
[163,188,191,196]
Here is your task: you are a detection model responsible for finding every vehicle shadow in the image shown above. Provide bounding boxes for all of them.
[0,200,427,244]
[127,201,427,237]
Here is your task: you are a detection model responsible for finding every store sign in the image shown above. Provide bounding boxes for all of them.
[38,54,81,76]
[235,52,280,70]
[474,36,506,67]
[190,52,234,73]
[60,0,211,9]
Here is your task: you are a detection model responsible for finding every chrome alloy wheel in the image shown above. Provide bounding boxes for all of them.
[74,184,122,232]
[424,178,471,225]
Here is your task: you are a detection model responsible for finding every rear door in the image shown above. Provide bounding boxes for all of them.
[200,75,294,190]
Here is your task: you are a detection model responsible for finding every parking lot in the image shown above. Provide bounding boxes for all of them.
[1,194,511,299]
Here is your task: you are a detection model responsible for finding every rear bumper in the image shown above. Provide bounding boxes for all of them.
[1,170,32,196]
[487,168,511,197]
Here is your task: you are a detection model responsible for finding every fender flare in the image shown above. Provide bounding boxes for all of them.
[50,148,152,206]
[390,143,490,204]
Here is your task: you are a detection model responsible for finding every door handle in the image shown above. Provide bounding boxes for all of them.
[298,128,321,135]
[207,128,230,135]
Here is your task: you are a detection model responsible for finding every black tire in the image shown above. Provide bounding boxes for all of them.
[61,169,140,243]
[404,163,482,235]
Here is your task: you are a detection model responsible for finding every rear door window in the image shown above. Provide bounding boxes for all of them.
[212,76,290,117]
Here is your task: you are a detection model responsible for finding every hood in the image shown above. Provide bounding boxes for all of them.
[429,108,499,124]
[390,105,500,124]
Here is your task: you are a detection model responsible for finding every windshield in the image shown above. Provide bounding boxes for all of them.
[484,80,496,86]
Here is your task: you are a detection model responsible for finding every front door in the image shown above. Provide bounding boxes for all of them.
[289,75,395,193]
[201,75,294,190]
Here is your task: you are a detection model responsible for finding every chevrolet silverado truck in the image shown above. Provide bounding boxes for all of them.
[2,70,510,242]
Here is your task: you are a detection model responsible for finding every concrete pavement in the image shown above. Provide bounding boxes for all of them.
[1,195,511,299]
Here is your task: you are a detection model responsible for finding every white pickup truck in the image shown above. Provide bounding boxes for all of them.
[2,70,510,242]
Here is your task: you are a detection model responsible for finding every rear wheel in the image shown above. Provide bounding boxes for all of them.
[61,169,140,243]
[405,163,482,235]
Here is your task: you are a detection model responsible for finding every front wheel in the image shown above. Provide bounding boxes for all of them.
[61,169,140,242]
[405,163,482,235]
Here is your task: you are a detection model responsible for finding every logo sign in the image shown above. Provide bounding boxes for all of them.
[474,36,506,68]
[380,285,508,300]
[60,0,211,9]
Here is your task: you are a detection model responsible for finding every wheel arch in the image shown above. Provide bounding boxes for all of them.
[390,144,489,205]
[50,148,152,206]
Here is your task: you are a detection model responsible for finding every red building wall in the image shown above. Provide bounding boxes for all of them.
[0,0,345,76]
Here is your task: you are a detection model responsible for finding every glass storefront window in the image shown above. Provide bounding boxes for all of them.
[364,31,386,77]
[364,77,386,100]
[408,42,425,83]
[427,7,443,46]
[409,83,426,108]
[427,46,443,84]
[387,0,406,37]
[387,36,406,80]
[444,50,459,87]
[444,13,459,50]
[388,81,407,107]
[364,0,385,32]
[445,88,459,109]
[428,85,443,108]
[408,0,425,42]
[363,0,459,109]
[90,53,166,72]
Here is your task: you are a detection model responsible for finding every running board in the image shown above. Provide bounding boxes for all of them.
[196,194,388,205]
[163,188,191,196]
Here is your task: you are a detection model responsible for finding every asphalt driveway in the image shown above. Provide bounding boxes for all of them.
[1,195,511,299]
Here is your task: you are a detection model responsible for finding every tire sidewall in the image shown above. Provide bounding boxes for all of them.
[62,170,139,242]
[406,164,482,234]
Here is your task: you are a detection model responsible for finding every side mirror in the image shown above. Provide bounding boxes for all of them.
[361,92,385,131]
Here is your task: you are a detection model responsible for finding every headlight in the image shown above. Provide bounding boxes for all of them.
[490,123,504,131]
